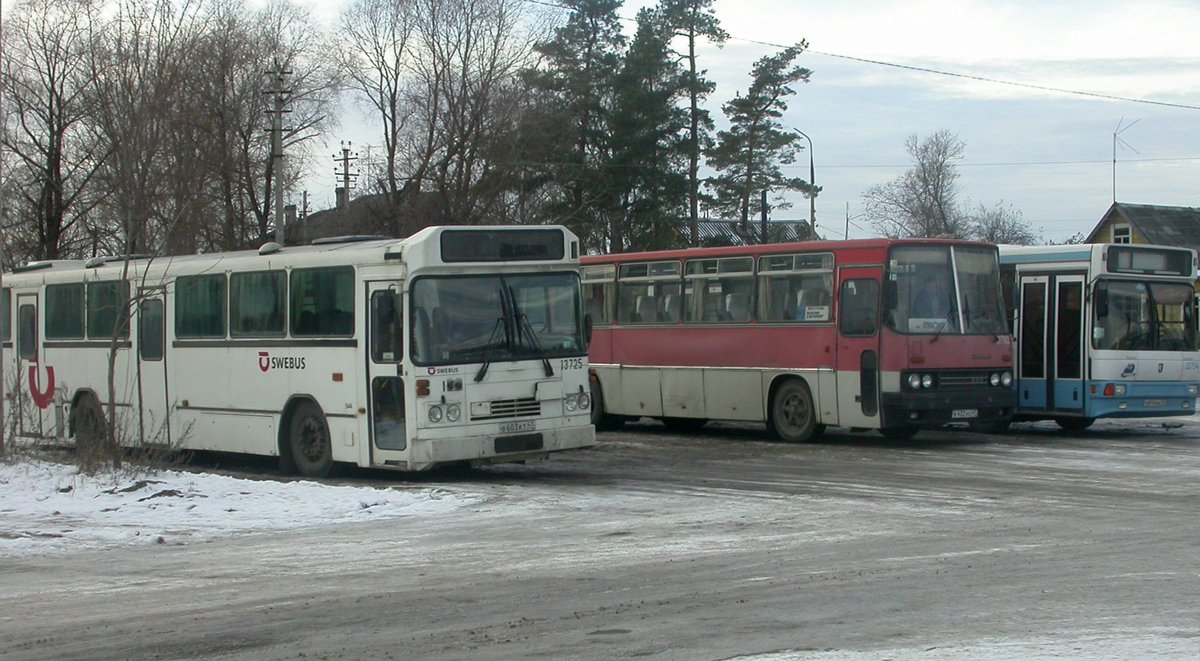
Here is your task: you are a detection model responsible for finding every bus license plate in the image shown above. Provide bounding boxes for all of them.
[500,421,536,433]
[1143,399,1166,407]
[951,409,979,419]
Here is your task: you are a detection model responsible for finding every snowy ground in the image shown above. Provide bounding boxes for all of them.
[2,417,1198,659]
[0,457,480,556]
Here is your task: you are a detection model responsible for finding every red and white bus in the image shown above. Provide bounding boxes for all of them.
[2,226,594,475]
[581,239,1017,440]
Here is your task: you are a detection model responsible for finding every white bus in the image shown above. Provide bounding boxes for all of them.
[1,226,595,475]
[999,243,1199,430]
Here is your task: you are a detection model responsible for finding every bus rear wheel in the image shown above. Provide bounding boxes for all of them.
[72,393,106,456]
[288,401,334,478]
[769,379,817,443]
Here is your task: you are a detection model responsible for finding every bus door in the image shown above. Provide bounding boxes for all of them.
[1017,276,1049,410]
[835,267,882,428]
[1017,274,1085,412]
[136,287,170,445]
[367,282,407,456]
[14,293,45,437]
[1052,275,1086,412]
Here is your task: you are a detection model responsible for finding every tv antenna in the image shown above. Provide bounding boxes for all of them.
[1112,117,1140,203]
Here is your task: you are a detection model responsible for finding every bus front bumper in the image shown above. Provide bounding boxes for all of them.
[407,423,596,470]
[881,389,1017,428]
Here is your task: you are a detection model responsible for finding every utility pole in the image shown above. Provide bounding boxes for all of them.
[794,129,816,238]
[264,62,292,245]
[760,189,768,244]
[334,142,358,211]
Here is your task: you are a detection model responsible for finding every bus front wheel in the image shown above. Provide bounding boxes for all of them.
[590,380,625,432]
[288,400,334,478]
[769,379,818,443]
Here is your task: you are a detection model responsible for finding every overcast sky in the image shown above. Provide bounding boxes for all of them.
[301,0,1200,243]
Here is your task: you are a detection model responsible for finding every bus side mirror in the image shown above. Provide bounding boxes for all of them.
[583,312,593,347]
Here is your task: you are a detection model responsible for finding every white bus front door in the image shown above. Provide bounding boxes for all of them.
[366,283,407,462]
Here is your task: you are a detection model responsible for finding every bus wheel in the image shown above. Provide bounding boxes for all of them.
[661,417,708,433]
[72,393,106,456]
[289,401,334,478]
[1056,417,1095,432]
[590,381,625,432]
[769,379,817,443]
[880,426,919,440]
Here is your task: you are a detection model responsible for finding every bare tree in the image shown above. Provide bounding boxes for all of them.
[863,130,971,239]
[336,0,419,219]
[406,0,547,225]
[86,0,208,256]
[970,201,1038,245]
[2,0,107,262]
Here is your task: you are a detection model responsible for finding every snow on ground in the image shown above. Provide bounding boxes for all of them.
[731,630,1199,660]
[0,458,480,556]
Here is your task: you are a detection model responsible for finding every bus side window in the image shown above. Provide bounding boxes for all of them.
[839,279,879,336]
[371,291,402,362]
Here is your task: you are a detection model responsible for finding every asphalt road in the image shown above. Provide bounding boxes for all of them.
[2,418,1198,660]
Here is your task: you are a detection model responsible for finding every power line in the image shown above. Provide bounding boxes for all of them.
[520,0,1200,111]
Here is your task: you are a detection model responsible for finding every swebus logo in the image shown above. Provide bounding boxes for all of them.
[29,363,55,410]
[258,352,307,372]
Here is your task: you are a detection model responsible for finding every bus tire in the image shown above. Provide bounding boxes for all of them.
[769,379,818,443]
[1056,417,1095,432]
[590,380,624,432]
[72,392,106,456]
[288,400,334,478]
[661,417,708,433]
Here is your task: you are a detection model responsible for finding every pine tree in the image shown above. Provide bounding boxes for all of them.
[706,44,816,239]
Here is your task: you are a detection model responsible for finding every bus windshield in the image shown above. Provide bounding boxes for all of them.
[887,245,1007,336]
[411,272,584,365]
[1093,280,1197,351]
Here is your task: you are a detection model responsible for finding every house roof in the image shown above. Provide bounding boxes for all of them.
[1087,202,1200,252]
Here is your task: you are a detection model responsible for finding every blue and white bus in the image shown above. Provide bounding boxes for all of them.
[998,243,1199,430]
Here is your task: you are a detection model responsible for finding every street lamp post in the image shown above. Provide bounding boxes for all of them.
[793,129,816,238]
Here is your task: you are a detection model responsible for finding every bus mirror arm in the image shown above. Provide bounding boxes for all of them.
[1094,287,1109,318]
[583,312,593,347]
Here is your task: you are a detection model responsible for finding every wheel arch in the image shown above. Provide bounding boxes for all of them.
[68,388,103,437]
[765,373,816,425]
[277,393,323,462]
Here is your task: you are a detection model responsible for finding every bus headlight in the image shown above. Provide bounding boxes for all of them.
[908,374,922,389]
[1188,384,1199,396]
[989,372,1001,387]
[921,374,934,389]
[578,393,590,410]
[446,403,461,422]
[1001,371,1013,387]
[428,405,443,423]
[565,394,578,412]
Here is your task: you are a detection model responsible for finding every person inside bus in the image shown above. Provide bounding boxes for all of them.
[912,275,950,319]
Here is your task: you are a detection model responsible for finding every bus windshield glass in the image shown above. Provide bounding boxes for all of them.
[411,272,584,365]
[1093,280,1197,351]
[887,245,1006,335]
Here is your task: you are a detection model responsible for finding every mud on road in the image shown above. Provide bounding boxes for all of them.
[2,417,1197,659]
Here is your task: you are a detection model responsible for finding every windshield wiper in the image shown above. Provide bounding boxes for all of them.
[930,308,956,344]
[508,285,553,377]
[474,289,510,383]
